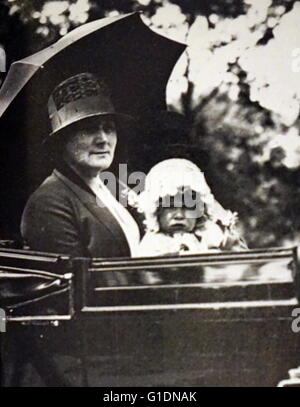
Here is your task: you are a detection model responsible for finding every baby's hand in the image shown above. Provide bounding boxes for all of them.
[179,244,190,253]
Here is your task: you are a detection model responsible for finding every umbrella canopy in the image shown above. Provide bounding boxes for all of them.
[0,12,186,129]
[0,12,186,200]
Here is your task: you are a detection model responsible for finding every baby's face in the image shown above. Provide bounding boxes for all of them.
[158,206,197,235]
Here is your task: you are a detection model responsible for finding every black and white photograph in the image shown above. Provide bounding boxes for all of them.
[0,0,300,388]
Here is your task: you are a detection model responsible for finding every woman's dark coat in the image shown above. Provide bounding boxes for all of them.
[2,166,142,387]
[21,169,132,258]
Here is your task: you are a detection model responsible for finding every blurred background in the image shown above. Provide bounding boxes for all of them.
[0,0,300,249]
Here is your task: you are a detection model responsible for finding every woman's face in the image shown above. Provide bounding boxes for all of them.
[63,117,117,173]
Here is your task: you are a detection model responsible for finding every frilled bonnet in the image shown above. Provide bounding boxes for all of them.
[129,159,237,232]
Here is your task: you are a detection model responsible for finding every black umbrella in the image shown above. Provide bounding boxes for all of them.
[0,11,186,194]
[0,11,185,129]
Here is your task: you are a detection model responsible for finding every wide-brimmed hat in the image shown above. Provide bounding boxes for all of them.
[47,72,133,138]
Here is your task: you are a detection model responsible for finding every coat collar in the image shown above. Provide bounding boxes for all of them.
[55,160,95,196]
[55,160,145,235]
[53,168,131,257]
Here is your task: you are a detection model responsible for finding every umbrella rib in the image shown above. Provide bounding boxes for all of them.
[14,61,42,67]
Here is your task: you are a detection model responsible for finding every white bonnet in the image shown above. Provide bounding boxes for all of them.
[128,159,237,232]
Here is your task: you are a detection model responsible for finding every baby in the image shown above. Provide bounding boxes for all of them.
[131,159,247,284]
[138,192,208,256]
[133,159,246,257]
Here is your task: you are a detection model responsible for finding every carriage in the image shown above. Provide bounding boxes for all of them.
[1,243,299,386]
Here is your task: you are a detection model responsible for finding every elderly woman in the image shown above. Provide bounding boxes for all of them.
[3,73,142,387]
[21,72,140,258]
